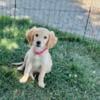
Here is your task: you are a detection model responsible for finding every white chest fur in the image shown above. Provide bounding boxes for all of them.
[32,55,41,67]
[28,48,52,73]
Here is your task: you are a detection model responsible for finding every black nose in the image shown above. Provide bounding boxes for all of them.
[37,41,41,45]
[36,41,41,47]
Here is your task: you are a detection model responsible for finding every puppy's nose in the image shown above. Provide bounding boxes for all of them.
[36,41,41,45]
[36,41,41,47]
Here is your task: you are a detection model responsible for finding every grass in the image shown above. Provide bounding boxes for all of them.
[0,16,100,100]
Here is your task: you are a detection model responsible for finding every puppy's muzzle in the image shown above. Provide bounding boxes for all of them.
[36,41,41,47]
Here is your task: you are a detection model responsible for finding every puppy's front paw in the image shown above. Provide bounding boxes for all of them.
[38,82,46,88]
[19,76,28,83]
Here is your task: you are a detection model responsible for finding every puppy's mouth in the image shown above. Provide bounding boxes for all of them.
[36,44,41,47]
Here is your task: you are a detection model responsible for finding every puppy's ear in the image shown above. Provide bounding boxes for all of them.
[46,31,58,49]
[26,27,37,45]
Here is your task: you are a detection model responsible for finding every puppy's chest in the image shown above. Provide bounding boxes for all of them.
[31,55,43,68]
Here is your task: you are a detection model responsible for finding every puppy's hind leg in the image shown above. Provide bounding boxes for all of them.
[17,53,28,71]
[17,63,24,71]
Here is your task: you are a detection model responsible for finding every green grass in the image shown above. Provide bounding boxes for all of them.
[0,16,100,100]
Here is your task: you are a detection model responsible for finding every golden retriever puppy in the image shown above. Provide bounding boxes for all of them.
[18,27,58,88]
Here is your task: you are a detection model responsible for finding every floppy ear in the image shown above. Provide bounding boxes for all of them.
[26,27,37,45]
[46,31,58,49]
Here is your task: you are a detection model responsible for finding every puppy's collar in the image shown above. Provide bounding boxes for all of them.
[34,48,48,56]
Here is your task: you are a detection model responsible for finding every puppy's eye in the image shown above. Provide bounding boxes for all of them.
[35,34,38,37]
[44,36,47,39]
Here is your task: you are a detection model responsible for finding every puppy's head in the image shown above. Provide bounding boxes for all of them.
[26,27,58,49]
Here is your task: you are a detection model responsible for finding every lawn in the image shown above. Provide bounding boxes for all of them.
[0,16,100,100]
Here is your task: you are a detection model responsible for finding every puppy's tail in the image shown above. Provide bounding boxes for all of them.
[12,62,25,71]
[11,62,23,66]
